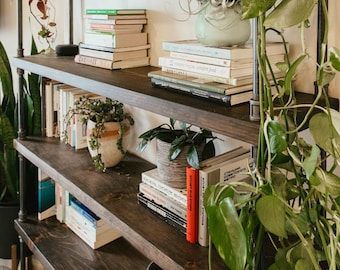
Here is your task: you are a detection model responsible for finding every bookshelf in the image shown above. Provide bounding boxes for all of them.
[13,2,339,270]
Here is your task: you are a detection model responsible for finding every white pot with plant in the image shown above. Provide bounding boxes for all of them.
[64,96,134,172]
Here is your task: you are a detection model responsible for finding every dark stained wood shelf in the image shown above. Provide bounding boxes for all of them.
[14,137,228,270]
[14,216,150,270]
[12,55,260,144]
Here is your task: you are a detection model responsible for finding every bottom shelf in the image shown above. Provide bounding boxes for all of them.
[15,215,151,270]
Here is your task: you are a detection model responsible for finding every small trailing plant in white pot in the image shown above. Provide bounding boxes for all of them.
[64,96,134,172]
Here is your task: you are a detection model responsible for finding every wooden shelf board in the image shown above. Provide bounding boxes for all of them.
[14,137,227,270]
[12,55,259,144]
[15,216,150,270]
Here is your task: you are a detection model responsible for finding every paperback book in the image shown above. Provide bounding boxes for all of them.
[148,70,253,95]
[151,78,253,106]
[139,182,187,220]
[74,54,150,70]
[137,193,186,235]
[141,168,187,207]
[162,40,287,60]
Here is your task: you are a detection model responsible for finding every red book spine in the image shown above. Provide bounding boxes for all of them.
[186,165,199,243]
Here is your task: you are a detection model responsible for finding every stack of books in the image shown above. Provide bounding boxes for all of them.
[54,183,121,249]
[65,194,121,249]
[75,8,150,70]
[149,40,287,106]
[137,146,252,246]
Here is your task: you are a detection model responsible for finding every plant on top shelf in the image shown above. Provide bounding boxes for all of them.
[204,0,340,270]
[179,0,250,47]
[64,96,134,172]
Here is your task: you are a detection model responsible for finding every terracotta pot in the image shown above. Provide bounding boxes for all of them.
[86,119,132,168]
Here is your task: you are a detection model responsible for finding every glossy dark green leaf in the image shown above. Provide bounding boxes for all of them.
[186,143,199,169]
[241,0,276,20]
[329,47,340,71]
[267,120,287,154]
[302,145,320,180]
[264,0,318,28]
[201,140,215,161]
[256,195,287,238]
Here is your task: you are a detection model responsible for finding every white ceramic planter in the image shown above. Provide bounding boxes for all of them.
[195,4,251,47]
[86,119,132,168]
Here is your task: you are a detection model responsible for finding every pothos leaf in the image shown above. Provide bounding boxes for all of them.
[264,0,318,28]
[329,47,340,71]
[204,188,247,270]
[267,120,287,154]
[256,195,287,238]
[302,145,320,180]
[310,112,340,159]
[310,167,340,196]
[241,0,276,20]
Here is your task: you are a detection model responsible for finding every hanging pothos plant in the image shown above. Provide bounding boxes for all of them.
[204,0,340,269]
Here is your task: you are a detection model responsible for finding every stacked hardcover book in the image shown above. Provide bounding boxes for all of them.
[137,146,252,246]
[149,40,287,106]
[75,8,150,70]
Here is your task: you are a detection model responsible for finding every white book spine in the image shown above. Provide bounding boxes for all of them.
[139,182,187,220]
[169,51,235,67]
[141,169,187,207]
[198,153,250,247]
[159,57,253,79]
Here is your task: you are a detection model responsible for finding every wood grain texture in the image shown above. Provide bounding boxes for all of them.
[12,55,259,144]
[14,138,228,270]
[15,216,150,270]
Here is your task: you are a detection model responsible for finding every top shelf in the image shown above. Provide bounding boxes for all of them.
[12,55,260,144]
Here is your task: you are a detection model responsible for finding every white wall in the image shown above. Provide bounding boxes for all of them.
[0,1,339,166]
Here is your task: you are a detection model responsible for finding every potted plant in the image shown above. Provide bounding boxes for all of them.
[64,96,134,172]
[180,0,251,47]
[0,38,42,259]
[137,118,217,188]
[204,1,340,270]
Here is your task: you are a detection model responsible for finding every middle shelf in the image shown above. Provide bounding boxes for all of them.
[14,137,227,270]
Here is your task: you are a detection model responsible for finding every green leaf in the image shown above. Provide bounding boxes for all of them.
[267,120,287,154]
[204,192,247,270]
[241,0,276,19]
[264,0,318,28]
[187,143,199,169]
[311,167,340,195]
[256,195,287,238]
[329,47,340,71]
[302,145,320,180]
[310,112,340,158]
[284,54,307,95]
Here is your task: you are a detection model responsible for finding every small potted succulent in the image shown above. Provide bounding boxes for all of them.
[137,119,217,188]
[64,96,134,172]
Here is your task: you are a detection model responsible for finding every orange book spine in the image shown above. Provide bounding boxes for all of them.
[186,165,199,243]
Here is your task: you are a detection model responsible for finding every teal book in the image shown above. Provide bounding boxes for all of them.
[38,169,56,220]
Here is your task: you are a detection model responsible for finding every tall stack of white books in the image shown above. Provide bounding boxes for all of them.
[75,8,150,70]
